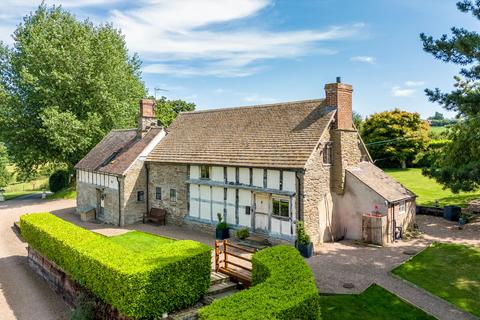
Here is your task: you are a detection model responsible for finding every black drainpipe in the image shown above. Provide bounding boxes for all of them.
[117,176,122,227]
[144,164,149,223]
[295,171,303,221]
[392,202,396,242]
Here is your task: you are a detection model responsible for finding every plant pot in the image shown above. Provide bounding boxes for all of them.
[295,241,313,258]
[216,228,230,240]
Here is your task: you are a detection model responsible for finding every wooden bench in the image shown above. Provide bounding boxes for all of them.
[146,208,166,225]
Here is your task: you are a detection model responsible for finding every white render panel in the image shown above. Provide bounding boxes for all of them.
[271,218,281,234]
[252,168,263,187]
[238,190,251,227]
[281,220,292,235]
[211,166,224,182]
[227,167,236,183]
[267,170,280,190]
[239,168,249,185]
[190,165,200,179]
[226,188,236,224]
[212,187,224,222]
[189,185,200,218]
[283,171,296,192]
[200,185,211,221]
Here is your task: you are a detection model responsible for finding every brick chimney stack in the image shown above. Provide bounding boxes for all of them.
[138,99,158,138]
[324,77,353,130]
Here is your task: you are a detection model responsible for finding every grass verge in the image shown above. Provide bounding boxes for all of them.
[385,168,480,207]
[393,243,480,317]
[46,186,76,200]
[318,284,435,320]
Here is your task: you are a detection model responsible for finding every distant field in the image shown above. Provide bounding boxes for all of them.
[385,168,480,207]
[429,126,447,134]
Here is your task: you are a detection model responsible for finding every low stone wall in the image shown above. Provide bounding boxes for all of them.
[27,247,130,320]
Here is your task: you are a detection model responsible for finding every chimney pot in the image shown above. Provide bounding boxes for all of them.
[336,76,341,83]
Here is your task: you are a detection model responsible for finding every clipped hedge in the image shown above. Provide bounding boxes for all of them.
[49,169,70,193]
[199,245,321,320]
[20,213,211,319]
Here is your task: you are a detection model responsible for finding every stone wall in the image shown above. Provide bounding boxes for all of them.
[76,181,120,225]
[148,163,189,225]
[331,129,365,194]
[28,247,130,320]
[122,159,148,226]
[302,128,335,247]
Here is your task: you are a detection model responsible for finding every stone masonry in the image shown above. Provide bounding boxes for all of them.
[122,159,148,226]
[148,163,189,225]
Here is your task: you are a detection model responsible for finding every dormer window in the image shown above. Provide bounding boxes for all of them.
[323,142,333,165]
[200,165,211,179]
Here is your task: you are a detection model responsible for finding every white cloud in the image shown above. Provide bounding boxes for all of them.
[350,56,375,64]
[404,80,425,87]
[391,86,415,97]
[243,94,276,104]
[111,0,365,77]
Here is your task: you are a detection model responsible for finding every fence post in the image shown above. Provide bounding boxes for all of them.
[224,240,228,270]
[215,240,220,272]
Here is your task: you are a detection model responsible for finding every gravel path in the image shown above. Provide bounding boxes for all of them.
[0,198,75,320]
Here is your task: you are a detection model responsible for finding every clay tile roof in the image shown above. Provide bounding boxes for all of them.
[147,99,335,169]
[347,162,416,202]
[75,128,161,176]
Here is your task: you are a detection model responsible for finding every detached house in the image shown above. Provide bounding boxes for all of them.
[76,79,416,248]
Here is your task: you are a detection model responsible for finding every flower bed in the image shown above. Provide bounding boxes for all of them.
[20,213,211,319]
[198,245,321,320]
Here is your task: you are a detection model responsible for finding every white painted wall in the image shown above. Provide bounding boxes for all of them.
[200,185,211,220]
[77,170,118,190]
[252,169,263,187]
[227,167,236,183]
[211,166,223,182]
[239,168,249,184]
[212,186,224,221]
[190,165,200,179]
[238,189,252,227]
[189,184,200,218]
[283,171,296,192]
[267,170,280,189]
[226,188,236,224]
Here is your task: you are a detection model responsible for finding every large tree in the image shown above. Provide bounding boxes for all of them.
[361,109,430,168]
[0,4,145,173]
[0,143,10,188]
[155,96,196,127]
[420,0,480,192]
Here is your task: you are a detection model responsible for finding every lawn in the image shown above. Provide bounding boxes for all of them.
[393,243,480,317]
[4,176,49,200]
[46,186,77,200]
[108,231,174,253]
[385,168,480,207]
[319,284,435,320]
[429,126,447,135]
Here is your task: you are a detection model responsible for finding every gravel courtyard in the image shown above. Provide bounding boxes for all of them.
[1,198,478,320]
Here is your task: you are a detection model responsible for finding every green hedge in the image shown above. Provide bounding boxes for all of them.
[20,213,211,319]
[199,245,321,320]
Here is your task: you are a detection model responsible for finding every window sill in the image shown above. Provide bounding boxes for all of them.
[272,215,290,221]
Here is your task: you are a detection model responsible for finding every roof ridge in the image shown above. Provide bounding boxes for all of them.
[110,128,137,132]
[180,98,325,115]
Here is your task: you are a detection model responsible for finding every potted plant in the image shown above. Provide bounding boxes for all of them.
[295,221,313,258]
[216,213,230,240]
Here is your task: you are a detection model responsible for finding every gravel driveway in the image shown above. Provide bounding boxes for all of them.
[0,198,75,320]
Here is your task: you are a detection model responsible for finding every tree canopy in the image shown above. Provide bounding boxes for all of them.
[361,109,430,168]
[155,96,196,127]
[0,143,10,188]
[0,4,145,173]
[421,0,480,192]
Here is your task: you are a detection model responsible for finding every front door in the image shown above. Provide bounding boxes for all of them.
[254,193,269,232]
[96,189,105,221]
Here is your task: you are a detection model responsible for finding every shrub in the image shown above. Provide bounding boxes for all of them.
[199,245,321,320]
[49,169,70,193]
[20,213,211,319]
[236,227,249,240]
[296,221,311,245]
[216,213,228,230]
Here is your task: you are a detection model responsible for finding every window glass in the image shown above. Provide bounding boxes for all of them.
[137,191,145,202]
[155,187,162,200]
[170,189,177,202]
[323,142,332,164]
[399,201,406,213]
[272,198,289,217]
[200,165,210,179]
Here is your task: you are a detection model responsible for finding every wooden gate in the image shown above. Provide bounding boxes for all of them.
[215,240,256,287]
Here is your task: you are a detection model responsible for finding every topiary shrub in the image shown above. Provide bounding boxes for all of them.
[198,245,321,320]
[236,228,249,240]
[49,169,70,193]
[20,213,211,319]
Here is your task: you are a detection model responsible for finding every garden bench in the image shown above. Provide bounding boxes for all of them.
[146,208,166,225]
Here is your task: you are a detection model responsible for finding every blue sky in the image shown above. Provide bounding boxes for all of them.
[0,0,474,118]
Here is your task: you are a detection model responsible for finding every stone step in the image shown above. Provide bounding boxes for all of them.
[210,271,230,286]
[206,281,238,296]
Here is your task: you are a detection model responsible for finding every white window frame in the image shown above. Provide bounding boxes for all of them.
[200,165,211,180]
[272,197,290,219]
[399,201,406,214]
[323,142,333,165]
